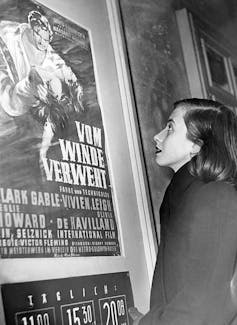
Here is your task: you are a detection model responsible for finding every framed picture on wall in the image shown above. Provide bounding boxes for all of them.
[201,39,234,95]
[176,8,237,110]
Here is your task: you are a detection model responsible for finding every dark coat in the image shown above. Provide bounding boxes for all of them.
[140,164,237,325]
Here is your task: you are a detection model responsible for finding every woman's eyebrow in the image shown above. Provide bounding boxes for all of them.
[167,118,175,124]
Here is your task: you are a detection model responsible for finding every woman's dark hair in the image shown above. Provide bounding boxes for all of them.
[174,98,237,185]
[28,10,53,41]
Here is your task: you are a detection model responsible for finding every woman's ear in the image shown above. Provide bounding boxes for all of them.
[190,143,201,157]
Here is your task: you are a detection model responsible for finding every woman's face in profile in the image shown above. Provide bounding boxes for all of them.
[153,106,195,172]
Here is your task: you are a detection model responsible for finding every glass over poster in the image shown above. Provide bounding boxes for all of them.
[0,0,120,257]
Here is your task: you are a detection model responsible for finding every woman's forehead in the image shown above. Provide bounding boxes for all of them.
[169,106,186,121]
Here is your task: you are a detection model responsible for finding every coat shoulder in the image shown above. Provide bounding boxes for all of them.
[186,180,237,218]
[192,180,236,200]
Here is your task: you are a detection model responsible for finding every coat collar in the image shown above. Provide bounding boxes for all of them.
[167,162,196,199]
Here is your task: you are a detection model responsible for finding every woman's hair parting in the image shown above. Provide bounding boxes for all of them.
[174,98,237,186]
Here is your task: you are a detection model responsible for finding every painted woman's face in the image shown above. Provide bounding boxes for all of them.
[154,106,195,172]
[33,26,50,51]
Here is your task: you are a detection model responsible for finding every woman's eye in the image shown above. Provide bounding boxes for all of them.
[167,123,173,132]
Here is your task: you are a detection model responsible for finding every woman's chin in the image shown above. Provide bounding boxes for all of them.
[155,156,165,167]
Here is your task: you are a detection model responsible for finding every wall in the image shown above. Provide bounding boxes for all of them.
[119,0,190,234]
[119,0,237,235]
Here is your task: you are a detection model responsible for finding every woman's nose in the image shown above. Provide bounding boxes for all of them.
[154,128,167,143]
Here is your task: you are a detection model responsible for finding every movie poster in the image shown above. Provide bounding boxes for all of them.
[2,272,134,325]
[0,0,120,257]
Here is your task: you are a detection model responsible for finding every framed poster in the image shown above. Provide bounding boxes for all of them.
[0,0,155,321]
[0,0,120,258]
[1,272,134,325]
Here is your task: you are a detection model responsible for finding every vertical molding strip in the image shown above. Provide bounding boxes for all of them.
[106,0,157,283]
[176,8,206,98]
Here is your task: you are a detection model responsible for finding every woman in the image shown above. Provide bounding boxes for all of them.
[130,98,237,324]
